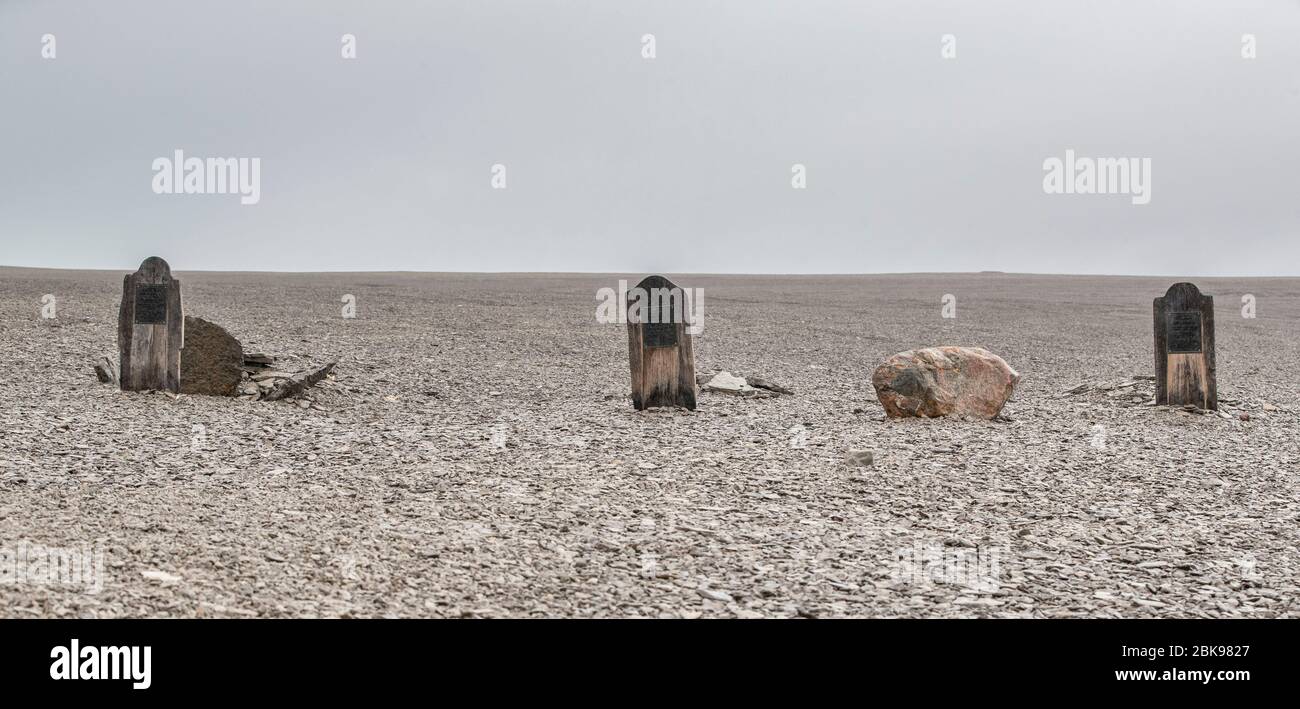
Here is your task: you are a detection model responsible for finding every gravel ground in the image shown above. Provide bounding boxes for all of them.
[1,267,1297,618]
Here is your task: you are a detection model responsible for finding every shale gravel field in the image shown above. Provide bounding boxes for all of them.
[2,267,1298,618]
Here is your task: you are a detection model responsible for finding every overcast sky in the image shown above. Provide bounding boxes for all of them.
[1,1,1297,275]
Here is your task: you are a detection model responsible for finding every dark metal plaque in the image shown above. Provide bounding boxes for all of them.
[1166,311,1202,353]
[134,284,168,324]
[644,321,678,348]
[642,290,681,348]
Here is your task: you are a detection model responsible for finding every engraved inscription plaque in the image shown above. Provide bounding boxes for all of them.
[1166,311,1202,354]
[644,320,678,348]
[134,284,168,324]
[642,291,680,347]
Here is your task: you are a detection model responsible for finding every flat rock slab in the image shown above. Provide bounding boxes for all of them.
[699,371,781,398]
[745,375,793,395]
[262,360,338,401]
[243,353,274,367]
[872,346,1019,419]
[180,316,244,397]
[845,450,874,467]
[697,371,788,398]
[701,371,754,395]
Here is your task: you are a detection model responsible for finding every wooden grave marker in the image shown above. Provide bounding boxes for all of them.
[118,257,184,392]
[626,275,697,410]
[1153,282,1216,410]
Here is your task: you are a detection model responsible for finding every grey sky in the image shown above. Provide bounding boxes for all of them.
[1,0,1297,275]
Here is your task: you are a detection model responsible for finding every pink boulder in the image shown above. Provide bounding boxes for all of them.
[872,347,1019,419]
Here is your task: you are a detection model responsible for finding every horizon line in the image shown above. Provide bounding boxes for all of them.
[2,264,1299,279]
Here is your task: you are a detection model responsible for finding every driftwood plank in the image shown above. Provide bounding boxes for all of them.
[118,257,183,392]
[1153,282,1216,409]
[626,275,696,410]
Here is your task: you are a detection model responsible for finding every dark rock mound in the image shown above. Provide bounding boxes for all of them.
[180,316,244,397]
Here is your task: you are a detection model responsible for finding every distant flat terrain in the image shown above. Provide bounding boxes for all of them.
[2,268,1298,618]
